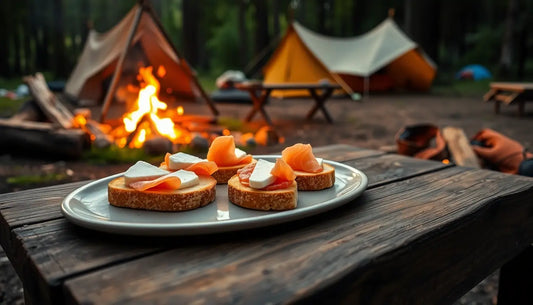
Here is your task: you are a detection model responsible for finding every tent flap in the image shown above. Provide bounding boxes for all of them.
[65,5,204,104]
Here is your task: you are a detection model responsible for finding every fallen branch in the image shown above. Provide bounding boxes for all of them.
[442,126,480,168]
[23,73,74,129]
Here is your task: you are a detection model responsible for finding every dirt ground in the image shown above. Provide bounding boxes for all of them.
[1,93,532,304]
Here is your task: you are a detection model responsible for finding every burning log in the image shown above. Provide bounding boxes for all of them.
[85,120,113,148]
[23,73,75,129]
[0,119,89,159]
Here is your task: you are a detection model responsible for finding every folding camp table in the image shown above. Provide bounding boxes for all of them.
[235,82,341,126]
[483,82,533,116]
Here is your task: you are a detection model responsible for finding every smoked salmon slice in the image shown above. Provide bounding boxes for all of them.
[207,136,252,166]
[161,153,217,176]
[237,158,295,190]
[129,172,181,191]
[185,161,218,176]
[271,158,296,181]
[281,143,323,173]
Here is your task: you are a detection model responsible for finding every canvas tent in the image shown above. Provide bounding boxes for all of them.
[262,17,437,97]
[64,2,217,119]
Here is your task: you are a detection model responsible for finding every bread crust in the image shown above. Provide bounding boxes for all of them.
[108,176,216,211]
[212,160,256,184]
[294,163,335,191]
[227,175,297,210]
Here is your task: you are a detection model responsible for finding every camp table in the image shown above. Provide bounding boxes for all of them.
[235,82,342,125]
[483,82,533,116]
[1,144,533,304]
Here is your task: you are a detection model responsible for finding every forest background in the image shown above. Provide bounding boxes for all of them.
[0,0,532,91]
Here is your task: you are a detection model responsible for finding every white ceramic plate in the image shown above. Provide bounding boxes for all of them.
[61,156,368,236]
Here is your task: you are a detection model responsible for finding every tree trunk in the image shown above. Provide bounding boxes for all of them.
[318,0,327,33]
[403,0,440,64]
[34,0,49,71]
[80,0,91,52]
[252,0,269,56]
[23,0,33,74]
[499,0,518,77]
[272,0,280,37]
[0,0,11,76]
[52,0,67,77]
[13,22,22,75]
[182,0,199,67]
[238,0,248,68]
[352,0,367,34]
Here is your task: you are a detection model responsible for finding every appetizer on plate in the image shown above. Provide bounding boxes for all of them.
[282,143,335,190]
[108,152,218,211]
[207,135,255,184]
[228,158,297,210]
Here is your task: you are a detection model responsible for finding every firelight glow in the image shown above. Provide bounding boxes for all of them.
[119,66,186,148]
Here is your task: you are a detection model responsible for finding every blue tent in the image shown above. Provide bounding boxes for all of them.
[456,64,492,80]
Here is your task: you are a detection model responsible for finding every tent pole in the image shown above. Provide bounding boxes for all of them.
[99,4,144,122]
[330,73,361,101]
[144,4,219,117]
[364,76,369,100]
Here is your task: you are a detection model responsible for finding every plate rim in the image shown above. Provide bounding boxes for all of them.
[61,155,368,236]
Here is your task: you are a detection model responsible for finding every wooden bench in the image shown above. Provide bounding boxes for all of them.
[235,82,342,125]
[484,82,533,116]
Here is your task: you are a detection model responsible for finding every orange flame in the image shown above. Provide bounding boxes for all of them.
[117,66,191,148]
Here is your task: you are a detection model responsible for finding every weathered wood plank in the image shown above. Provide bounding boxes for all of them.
[60,167,533,304]
[343,153,451,188]
[2,148,450,305]
[10,219,167,305]
[312,144,385,161]
[0,181,89,228]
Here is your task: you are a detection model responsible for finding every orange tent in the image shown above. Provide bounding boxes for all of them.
[262,18,437,97]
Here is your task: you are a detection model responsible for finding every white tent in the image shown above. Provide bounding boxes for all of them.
[263,17,437,97]
[292,19,435,76]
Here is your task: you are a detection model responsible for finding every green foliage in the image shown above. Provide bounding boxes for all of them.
[459,25,503,69]
[0,98,26,117]
[82,145,162,165]
[7,173,69,186]
[432,79,492,97]
[196,73,218,93]
[205,6,242,74]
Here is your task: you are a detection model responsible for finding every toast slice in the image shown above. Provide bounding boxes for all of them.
[227,175,297,210]
[294,163,335,191]
[108,175,216,211]
[212,160,256,184]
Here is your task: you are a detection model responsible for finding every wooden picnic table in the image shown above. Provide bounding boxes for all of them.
[483,82,533,116]
[1,144,532,305]
[234,82,342,125]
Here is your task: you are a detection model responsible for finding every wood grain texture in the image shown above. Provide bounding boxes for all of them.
[10,219,167,304]
[1,146,392,304]
[61,167,533,305]
[2,145,532,305]
[312,144,385,161]
[343,153,452,188]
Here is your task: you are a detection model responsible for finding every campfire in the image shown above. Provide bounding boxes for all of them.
[1,69,281,159]
[107,66,193,149]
